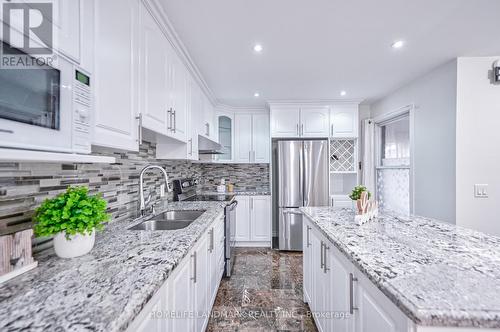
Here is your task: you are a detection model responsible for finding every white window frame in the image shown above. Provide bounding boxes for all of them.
[373,104,415,215]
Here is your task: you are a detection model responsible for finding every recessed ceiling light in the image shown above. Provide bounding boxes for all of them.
[391,40,405,49]
[253,44,263,53]
[340,90,347,96]
[254,92,260,98]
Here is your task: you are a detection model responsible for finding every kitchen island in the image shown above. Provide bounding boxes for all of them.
[0,201,226,332]
[300,207,500,331]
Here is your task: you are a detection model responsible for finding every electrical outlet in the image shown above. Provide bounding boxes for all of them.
[474,184,488,198]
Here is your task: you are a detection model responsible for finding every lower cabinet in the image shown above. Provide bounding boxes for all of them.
[303,216,411,332]
[234,196,272,247]
[127,214,225,332]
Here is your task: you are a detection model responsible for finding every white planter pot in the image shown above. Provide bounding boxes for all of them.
[53,230,95,258]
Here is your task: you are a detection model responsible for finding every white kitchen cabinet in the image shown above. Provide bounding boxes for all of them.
[234,196,271,246]
[215,112,234,162]
[234,114,253,163]
[303,215,411,332]
[234,196,251,242]
[234,112,270,163]
[301,107,330,137]
[252,113,270,163]
[93,0,139,151]
[271,106,301,137]
[270,105,329,138]
[139,4,170,134]
[201,95,217,142]
[129,214,225,332]
[330,104,359,138]
[170,57,188,142]
[54,0,81,63]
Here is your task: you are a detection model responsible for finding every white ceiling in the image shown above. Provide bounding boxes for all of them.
[159,0,500,107]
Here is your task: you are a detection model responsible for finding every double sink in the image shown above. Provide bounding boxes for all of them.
[129,210,205,231]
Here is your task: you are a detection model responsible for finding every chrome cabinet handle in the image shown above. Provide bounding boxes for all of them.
[323,245,330,273]
[320,241,324,269]
[209,228,214,252]
[306,226,311,248]
[172,110,177,133]
[188,138,193,155]
[301,124,304,136]
[0,129,14,134]
[349,273,358,314]
[191,252,197,283]
[205,123,210,136]
[331,124,334,137]
[249,151,251,162]
[136,114,143,144]
[167,108,173,130]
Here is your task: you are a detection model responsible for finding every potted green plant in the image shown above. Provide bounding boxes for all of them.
[33,186,110,258]
[349,185,372,212]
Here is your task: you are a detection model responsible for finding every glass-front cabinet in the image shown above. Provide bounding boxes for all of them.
[217,113,233,162]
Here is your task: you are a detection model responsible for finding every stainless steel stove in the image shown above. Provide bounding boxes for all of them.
[172,178,237,277]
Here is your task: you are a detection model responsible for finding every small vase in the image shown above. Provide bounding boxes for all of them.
[53,230,95,258]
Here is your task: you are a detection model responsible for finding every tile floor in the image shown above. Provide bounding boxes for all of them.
[206,248,318,332]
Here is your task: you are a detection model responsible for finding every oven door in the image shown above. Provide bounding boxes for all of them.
[0,54,74,152]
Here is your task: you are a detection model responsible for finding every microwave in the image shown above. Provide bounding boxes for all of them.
[0,45,92,154]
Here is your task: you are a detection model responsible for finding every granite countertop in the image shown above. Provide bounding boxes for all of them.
[300,207,500,328]
[0,201,226,332]
[200,188,271,196]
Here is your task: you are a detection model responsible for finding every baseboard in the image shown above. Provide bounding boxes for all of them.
[234,241,271,248]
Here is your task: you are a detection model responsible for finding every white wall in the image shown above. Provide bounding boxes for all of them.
[371,60,457,223]
[456,57,500,236]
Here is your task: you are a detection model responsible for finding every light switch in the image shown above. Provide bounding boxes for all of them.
[474,184,488,198]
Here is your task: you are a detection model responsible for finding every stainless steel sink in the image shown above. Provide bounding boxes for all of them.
[129,210,205,231]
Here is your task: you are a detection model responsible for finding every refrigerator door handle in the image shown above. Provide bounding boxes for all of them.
[283,210,302,215]
[299,141,305,206]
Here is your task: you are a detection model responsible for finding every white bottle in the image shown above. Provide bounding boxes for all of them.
[217,179,226,193]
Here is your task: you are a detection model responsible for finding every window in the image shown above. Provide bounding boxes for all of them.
[376,114,411,215]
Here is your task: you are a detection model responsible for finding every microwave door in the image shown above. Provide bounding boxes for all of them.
[0,60,74,152]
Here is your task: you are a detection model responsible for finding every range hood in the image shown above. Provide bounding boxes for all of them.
[198,135,223,155]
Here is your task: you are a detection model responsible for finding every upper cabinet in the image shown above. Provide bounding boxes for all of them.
[139,5,170,135]
[270,105,330,138]
[216,113,234,162]
[271,103,359,139]
[234,112,270,163]
[270,106,301,137]
[92,0,139,151]
[54,0,81,64]
[330,104,359,138]
[300,107,330,137]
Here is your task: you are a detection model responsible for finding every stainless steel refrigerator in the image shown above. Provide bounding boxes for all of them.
[273,140,329,251]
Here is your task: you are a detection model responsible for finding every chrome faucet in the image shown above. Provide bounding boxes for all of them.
[139,165,172,216]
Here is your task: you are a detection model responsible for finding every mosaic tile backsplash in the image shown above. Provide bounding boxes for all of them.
[0,141,269,252]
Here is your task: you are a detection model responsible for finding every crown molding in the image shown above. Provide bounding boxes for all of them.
[267,99,364,108]
[215,103,269,113]
[146,0,218,106]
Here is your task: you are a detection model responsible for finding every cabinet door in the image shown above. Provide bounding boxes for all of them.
[140,5,169,134]
[171,57,188,142]
[234,196,251,242]
[252,113,270,163]
[301,107,330,137]
[355,273,409,332]
[250,196,271,242]
[331,105,359,138]
[271,107,300,137]
[311,229,327,331]
[234,113,253,163]
[169,254,194,332]
[54,0,81,63]
[187,81,199,161]
[135,296,162,332]
[302,218,314,304]
[216,113,234,162]
[327,246,353,332]
[93,0,139,151]
[202,97,216,141]
[194,235,209,332]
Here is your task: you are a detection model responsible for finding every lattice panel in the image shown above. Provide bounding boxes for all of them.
[330,139,355,172]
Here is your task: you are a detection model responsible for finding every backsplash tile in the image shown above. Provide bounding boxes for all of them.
[198,163,270,191]
[0,142,269,252]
